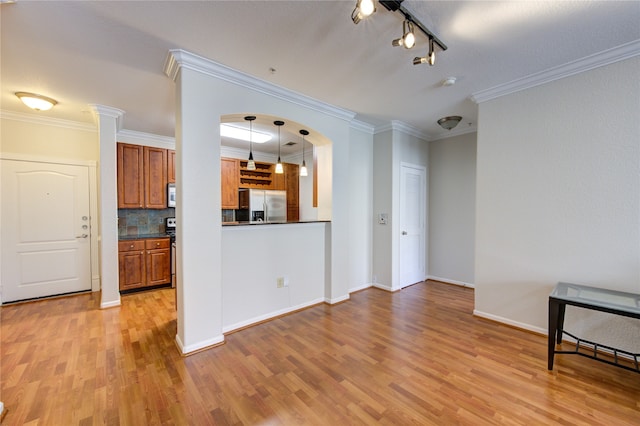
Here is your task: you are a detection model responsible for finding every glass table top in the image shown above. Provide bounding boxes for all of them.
[550,282,640,316]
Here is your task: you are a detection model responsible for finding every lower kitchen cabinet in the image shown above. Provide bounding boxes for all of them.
[118,238,171,291]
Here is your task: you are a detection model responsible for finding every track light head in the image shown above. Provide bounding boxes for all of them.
[351,0,376,24]
[413,38,436,66]
[392,20,415,49]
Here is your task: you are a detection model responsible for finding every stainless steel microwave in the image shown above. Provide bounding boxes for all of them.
[167,183,176,207]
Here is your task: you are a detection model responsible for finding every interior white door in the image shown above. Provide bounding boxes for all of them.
[1,159,92,303]
[399,163,426,288]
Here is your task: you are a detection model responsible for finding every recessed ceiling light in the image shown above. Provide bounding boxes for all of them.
[220,123,271,143]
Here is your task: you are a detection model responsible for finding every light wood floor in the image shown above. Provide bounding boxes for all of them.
[1,281,639,425]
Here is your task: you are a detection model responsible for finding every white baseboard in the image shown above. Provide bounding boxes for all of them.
[428,276,475,288]
[223,297,326,334]
[176,333,225,355]
[100,299,121,309]
[372,283,401,292]
[349,283,373,293]
[473,309,547,335]
[325,294,350,304]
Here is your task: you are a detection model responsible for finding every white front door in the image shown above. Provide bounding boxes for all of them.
[399,163,426,288]
[1,159,92,303]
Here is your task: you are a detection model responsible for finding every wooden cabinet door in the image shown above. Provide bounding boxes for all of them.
[144,146,168,209]
[285,163,299,222]
[221,158,239,209]
[146,248,170,286]
[168,149,176,184]
[117,143,144,208]
[118,241,146,290]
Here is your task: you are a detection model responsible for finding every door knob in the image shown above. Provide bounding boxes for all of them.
[402,231,407,235]
[76,234,88,238]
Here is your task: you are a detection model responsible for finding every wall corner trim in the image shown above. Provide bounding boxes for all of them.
[175,334,225,356]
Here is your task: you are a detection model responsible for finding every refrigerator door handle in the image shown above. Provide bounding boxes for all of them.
[264,202,268,222]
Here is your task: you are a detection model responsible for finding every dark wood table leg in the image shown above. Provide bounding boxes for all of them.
[548,298,560,370]
[556,303,566,344]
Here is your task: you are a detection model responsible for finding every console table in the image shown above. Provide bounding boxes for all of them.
[548,282,640,373]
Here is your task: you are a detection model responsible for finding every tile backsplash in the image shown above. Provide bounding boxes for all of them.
[118,208,175,237]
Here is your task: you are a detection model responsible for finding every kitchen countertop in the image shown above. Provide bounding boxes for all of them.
[119,234,173,240]
[222,220,330,226]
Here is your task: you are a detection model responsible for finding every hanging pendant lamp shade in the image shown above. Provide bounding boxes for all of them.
[245,115,257,171]
[299,129,309,177]
[274,120,284,174]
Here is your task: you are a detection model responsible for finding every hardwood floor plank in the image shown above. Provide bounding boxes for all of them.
[2,281,639,425]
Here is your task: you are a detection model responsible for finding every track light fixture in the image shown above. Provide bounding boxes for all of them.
[244,115,257,171]
[392,20,415,49]
[351,0,376,24]
[355,0,447,67]
[299,129,309,177]
[274,120,284,174]
[413,37,436,66]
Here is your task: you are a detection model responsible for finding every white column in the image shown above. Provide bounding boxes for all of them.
[172,68,224,353]
[90,104,124,309]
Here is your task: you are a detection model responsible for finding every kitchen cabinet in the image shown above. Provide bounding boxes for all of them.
[118,238,171,291]
[285,163,299,222]
[117,143,168,209]
[117,143,144,208]
[221,158,239,209]
[118,240,146,290]
[168,149,176,184]
[144,146,168,209]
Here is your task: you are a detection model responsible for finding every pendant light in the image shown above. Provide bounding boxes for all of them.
[244,116,256,171]
[274,120,284,174]
[299,129,309,177]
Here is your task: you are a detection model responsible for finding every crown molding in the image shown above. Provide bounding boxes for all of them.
[117,129,175,149]
[374,120,429,141]
[88,104,125,131]
[0,109,96,132]
[471,39,640,104]
[164,49,357,122]
[429,125,477,142]
[350,119,376,134]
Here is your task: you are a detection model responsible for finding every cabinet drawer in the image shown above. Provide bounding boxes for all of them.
[145,238,170,249]
[119,240,145,252]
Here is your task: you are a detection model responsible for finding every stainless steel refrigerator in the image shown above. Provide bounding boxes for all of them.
[243,189,287,223]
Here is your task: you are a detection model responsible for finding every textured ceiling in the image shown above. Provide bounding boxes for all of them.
[1,1,639,155]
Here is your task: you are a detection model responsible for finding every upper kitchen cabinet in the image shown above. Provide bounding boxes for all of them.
[117,143,167,209]
[285,163,299,222]
[221,157,239,209]
[144,147,168,208]
[168,149,176,184]
[117,143,144,208]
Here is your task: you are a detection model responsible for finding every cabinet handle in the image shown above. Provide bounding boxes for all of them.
[130,244,134,248]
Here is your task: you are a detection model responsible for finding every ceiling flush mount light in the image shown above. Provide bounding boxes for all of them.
[437,116,462,131]
[351,0,376,24]
[413,37,436,66]
[15,92,58,111]
[244,116,257,171]
[299,129,309,177]
[220,123,271,143]
[274,120,284,174]
[392,20,415,49]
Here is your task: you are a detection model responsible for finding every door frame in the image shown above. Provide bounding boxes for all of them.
[1,153,100,293]
[398,161,427,288]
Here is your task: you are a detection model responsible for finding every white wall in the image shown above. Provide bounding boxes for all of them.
[372,125,429,291]
[475,57,640,351]
[348,125,374,291]
[222,223,326,331]
[1,114,98,160]
[428,132,477,286]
